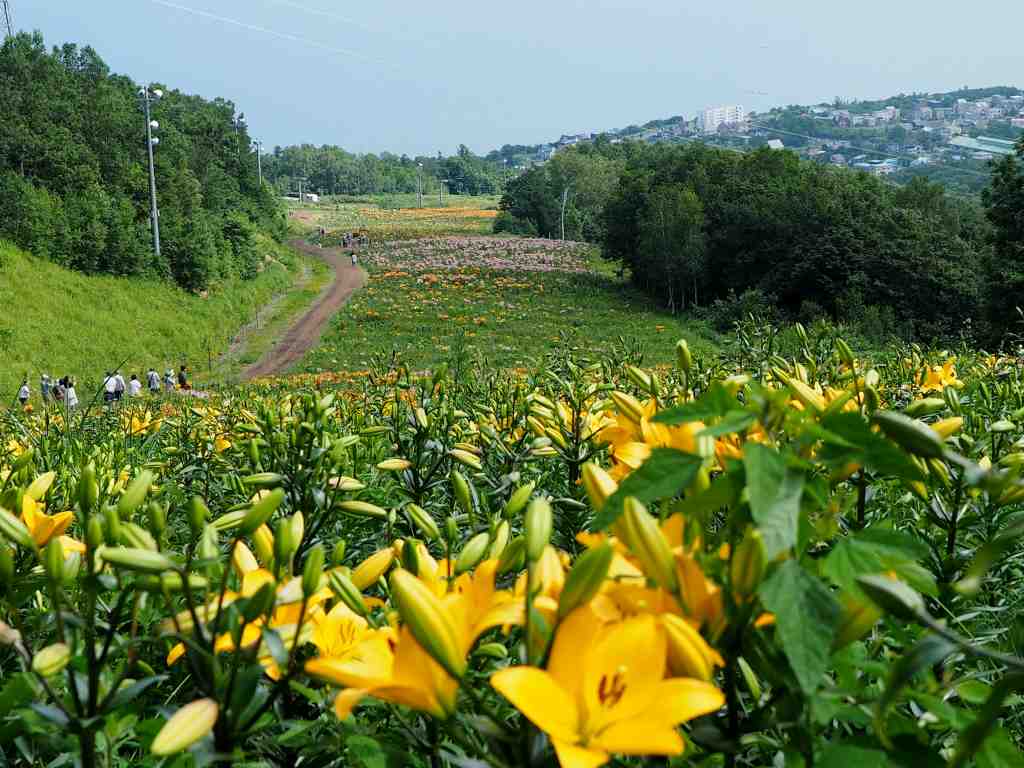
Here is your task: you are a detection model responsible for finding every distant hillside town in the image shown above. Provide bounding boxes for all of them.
[486,86,1024,193]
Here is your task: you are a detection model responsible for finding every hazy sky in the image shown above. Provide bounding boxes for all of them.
[18,1,1024,155]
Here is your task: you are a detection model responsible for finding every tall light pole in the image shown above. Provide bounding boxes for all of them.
[1,0,13,39]
[254,139,263,186]
[139,85,163,257]
[416,162,423,208]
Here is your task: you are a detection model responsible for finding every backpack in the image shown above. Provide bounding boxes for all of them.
[53,384,65,401]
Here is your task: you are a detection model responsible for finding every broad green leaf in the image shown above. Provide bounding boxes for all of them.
[592,448,703,530]
[818,743,890,768]
[348,735,388,768]
[976,727,1024,768]
[651,382,738,425]
[744,443,803,558]
[696,410,756,438]
[824,527,931,595]
[759,560,840,695]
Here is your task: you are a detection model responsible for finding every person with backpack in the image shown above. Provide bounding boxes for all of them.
[147,368,161,394]
[164,369,175,392]
[177,365,190,391]
[17,380,29,407]
[52,378,66,404]
[103,372,117,404]
[128,374,142,397]
[40,374,51,404]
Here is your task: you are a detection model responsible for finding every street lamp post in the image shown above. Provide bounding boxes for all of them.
[139,85,164,257]
[416,162,423,208]
[255,139,263,186]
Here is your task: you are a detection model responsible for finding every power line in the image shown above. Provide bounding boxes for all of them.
[146,0,388,65]
[261,0,372,32]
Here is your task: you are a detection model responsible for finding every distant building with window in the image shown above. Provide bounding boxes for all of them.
[697,105,746,134]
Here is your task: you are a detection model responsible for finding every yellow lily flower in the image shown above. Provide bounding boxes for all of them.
[21,496,73,548]
[491,608,724,768]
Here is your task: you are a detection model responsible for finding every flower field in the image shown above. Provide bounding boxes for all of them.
[2,325,1024,767]
[289,196,502,240]
[301,236,718,373]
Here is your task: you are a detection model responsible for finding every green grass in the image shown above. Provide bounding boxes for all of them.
[0,234,311,400]
[298,237,718,374]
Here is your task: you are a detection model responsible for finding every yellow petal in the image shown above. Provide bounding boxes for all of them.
[552,738,608,768]
[592,716,684,756]
[166,643,186,666]
[333,687,369,719]
[490,667,580,744]
[650,678,725,724]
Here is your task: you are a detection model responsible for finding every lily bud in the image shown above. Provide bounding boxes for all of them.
[253,524,276,567]
[872,411,944,459]
[931,417,964,441]
[151,698,219,756]
[302,544,325,598]
[730,528,767,600]
[449,449,482,471]
[78,463,99,513]
[503,482,535,518]
[662,614,722,681]
[32,642,71,677]
[377,458,413,472]
[44,538,63,580]
[351,548,395,590]
[188,497,209,533]
[625,365,653,393]
[147,502,166,539]
[497,536,526,575]
[329,569,367,616]
[488,520,510,560]
[610,391,645,424]
[0,506,33,549]
[406,504,440,541]
[525,498,552,562]
[581,463,618,511]
[87,516,104,552]
[558,543,613,618]
[102,547,176,574]
[239,488,285,536]
[389,569,465,679]
[451,471,474,519]
[905,398,946,418]
[415,407,429,429]
[455,532,490,574]
[331,538,346,566]
[0,543,13,586]
[445,516,460,543]
[336,500,388,518]
[835,338,855,368]
[620,497,677,592]
[274,518,296,567]
[118,470,155,517]
[290,512,305,552]
[198,524,219,563]
[232,541,259,575]
[676,339,692,375]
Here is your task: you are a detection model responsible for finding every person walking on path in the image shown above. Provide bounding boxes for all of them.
[40,374,51,405]
[103,372,117,404]
[17,380,29,407]
[114,370,126,401]
[177,365,190,391]
[147,368,161,394]
[65,377,79,411]
[52,378,65,404]
[164,369,175,392]
[128,374,142,397]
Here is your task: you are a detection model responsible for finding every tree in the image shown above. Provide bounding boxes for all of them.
[982,136,1024,340]
[636,185,705,312]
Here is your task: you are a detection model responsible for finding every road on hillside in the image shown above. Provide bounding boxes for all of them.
[242,239,365,380]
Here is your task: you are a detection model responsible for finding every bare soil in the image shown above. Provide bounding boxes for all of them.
[242,239,365,380]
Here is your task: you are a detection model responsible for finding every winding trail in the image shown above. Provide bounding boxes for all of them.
[242,238,365,380]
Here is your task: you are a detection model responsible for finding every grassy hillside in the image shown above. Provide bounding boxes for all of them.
[0,235,303,401]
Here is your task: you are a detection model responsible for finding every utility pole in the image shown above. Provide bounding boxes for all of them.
[416,162,423,208]
[298,178,303,203]
[1,0,13,39]
[560,185,572,241]
[255,139,263,185]
[140,86,164,257]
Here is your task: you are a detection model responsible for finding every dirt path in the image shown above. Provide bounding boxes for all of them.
[242,239,365,380]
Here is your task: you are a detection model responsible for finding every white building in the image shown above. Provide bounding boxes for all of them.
[697,105,746,134]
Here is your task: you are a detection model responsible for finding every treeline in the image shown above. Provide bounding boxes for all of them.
[263,144,506,197]
[500,138,1024,343]
[0,32,284,291]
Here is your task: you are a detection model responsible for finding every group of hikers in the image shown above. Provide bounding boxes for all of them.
[15,365,192,409]
[315,227,363,266]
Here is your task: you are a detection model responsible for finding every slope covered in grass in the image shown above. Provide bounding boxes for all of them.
[0,236,299,400]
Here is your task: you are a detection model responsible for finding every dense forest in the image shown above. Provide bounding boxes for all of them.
[0,32,284,291]
[262,144,507,197]
[499,137,1024,344]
